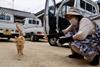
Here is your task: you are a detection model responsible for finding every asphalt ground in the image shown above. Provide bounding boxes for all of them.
[0,38,99,67]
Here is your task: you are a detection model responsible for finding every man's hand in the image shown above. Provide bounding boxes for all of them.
[56,31,65,37]
[73,31,85,40]
[57,36,74,46]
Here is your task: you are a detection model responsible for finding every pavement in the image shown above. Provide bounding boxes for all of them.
[0,39,99,67]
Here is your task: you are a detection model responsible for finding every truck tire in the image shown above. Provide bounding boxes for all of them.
[7,37,10,40]
[48,37,58,46]
[30,34,35,42]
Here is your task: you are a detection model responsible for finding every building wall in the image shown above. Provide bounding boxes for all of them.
[0,7,37,23]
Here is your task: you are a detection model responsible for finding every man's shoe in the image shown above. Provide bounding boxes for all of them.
[90,55,99,66]
[68,53,84,59]
[57,37,74,46]
[57,31,65,37]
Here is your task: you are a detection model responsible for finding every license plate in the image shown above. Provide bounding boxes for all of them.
[3,29,11,35]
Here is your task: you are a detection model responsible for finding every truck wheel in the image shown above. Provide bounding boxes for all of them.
[7,37,10,40]
[48,37,57,46]
[30,34,35,42]
[35,38,39,41]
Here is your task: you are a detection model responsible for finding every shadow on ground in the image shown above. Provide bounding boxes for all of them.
[26,38,48,43]
[0,38,13,42]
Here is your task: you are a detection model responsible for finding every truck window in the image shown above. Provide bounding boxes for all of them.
[59,5,67,18]
[93,7,96,13]
[0,14,10,20]
[80,0,96,14]
[33,20,36,24]
[80,0,85,9]
[86,3,92,12]
[48,0,56,15]
[0,14,5,20]
[5,15,10,20]
[29,20,33,24]
[37,21,39,24]
[29,20,36,24]
[56,0,74,9]
[66,0,74,7]
[58,0,75,18]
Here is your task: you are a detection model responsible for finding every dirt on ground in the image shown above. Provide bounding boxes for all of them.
[0,39,99,67]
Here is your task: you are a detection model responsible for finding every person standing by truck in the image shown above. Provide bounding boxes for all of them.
[57,8,100,66]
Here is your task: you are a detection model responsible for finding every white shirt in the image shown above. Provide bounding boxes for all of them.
[73,18,94,40]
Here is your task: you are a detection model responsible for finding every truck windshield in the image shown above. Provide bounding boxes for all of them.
[0,14,11,21]
[58,0,75,18]
[48,0,55,14]
[66,0,74,7]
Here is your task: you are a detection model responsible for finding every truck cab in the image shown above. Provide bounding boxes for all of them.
[44,0,99,46]
[22,18,44,41]
[0,13,18,40]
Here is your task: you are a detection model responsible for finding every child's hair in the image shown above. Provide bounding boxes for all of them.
[16,23,24,36]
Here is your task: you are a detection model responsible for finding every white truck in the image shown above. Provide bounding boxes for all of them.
[22,18,45,41]
[0,13,18,40]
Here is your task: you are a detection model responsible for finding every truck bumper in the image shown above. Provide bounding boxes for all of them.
[35,35,44,39]
[0,33,19,38]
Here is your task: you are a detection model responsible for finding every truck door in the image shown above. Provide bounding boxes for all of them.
[44,0,57,46]
[44,0,70,46]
